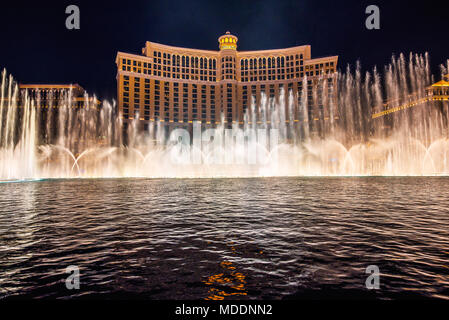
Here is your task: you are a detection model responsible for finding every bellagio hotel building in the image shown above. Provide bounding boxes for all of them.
[115,31,338,129]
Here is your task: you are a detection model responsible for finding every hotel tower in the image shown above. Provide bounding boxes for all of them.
[115,32,338,129]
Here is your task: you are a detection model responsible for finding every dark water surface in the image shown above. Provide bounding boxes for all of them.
[0,177,448,300]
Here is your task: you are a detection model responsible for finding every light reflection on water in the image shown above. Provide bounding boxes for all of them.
[0,177,448,299]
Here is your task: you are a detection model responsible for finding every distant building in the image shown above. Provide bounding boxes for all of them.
[115,31,338,127]
[372,74,449,120]
[426,75,449,97]
[19,84,101,108]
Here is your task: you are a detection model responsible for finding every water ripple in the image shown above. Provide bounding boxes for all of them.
[0,177,448,299]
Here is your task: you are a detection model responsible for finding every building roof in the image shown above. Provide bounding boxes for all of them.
[431,80,449,87]
[19,84,84,91]
[139,41,319,58]
[18,84,101,104]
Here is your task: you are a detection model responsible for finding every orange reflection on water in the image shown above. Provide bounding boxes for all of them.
[203,244,248,300]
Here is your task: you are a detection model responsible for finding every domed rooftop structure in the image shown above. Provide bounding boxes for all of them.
[218,31,238,51]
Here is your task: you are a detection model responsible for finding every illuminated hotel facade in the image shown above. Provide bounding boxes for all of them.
[115,31,338,128]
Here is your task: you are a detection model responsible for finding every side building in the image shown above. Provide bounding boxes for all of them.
[115,31,338,130]
[17,84,101,146]
[19,84,101,108]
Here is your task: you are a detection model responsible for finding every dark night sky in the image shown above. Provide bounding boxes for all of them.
[1,0,448,101]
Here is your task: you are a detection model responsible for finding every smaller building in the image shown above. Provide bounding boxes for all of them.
[19,84,101,108]
[425,75,449,97]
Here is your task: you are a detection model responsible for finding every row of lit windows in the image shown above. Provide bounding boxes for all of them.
[122,59,334,75]
[122,76,333,92]
[123,55,332,71]
[120,75,335,121]
[121,58,219,81]
[152,51,218,69]
[120,54,335,83]
[240,59,335,72]
[219,37,237,44]
[122,110,219,122]
[122,65,218,81]
[241,69,335,82]
[240,55,307,69]
[122,108,334,123]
